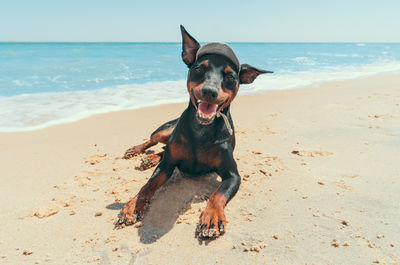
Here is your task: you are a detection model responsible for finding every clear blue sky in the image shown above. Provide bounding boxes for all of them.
[1,0,399,42]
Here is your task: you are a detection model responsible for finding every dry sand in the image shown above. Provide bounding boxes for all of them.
[1,73,400,264]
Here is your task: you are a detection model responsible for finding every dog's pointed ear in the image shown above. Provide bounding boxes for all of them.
[239,64,273,84]
[180,25,200,67]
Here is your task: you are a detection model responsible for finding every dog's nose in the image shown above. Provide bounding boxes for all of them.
[202,87,218,101]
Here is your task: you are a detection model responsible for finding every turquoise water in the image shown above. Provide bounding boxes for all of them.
[1,42,400,132]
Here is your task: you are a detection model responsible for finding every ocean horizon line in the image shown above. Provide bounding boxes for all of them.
[2,41,400,44]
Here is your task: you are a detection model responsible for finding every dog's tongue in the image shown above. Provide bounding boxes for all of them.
[198,102,218,116]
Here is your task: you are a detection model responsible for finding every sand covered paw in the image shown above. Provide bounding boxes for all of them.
[123,146,143,159]
[196,206,226,239]
[136,154,161,171]
[114,196,145,228]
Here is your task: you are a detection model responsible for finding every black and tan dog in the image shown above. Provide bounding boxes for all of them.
[115,25,272,238]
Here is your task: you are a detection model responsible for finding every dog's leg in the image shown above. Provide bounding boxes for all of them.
[123,118,178,159]
[197,154,241,238]
[115,158,176,227]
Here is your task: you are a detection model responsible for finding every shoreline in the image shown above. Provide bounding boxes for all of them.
[2,68,400,134]
[1,73,400,264]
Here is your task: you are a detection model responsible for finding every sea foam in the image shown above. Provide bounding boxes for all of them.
[2,60,400,132]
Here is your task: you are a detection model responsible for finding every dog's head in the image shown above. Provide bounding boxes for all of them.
[180,25,272,125]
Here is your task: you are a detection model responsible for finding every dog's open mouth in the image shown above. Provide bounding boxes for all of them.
[191,90,229,125]
[196,100,218,125]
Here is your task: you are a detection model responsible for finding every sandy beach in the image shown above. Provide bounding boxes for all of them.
[1,73,400,264]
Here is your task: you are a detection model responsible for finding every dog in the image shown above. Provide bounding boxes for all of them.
[115,25,272,238]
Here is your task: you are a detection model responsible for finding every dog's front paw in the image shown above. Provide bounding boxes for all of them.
[123,146,143,159]
[196,205,227,239]
[114,196,146,228]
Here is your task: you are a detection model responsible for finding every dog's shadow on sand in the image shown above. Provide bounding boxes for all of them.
[107,169,220,244]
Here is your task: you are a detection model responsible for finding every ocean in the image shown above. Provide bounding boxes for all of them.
[1,42,400,132]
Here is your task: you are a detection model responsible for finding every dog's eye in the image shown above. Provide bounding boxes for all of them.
[193,65,205,74]
[225,74,235,81]
[190,64,206,81]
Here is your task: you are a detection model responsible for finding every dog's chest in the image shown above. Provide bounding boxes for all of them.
[168,137,222,175]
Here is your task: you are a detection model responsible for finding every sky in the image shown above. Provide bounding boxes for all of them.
[0,0,399,42]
